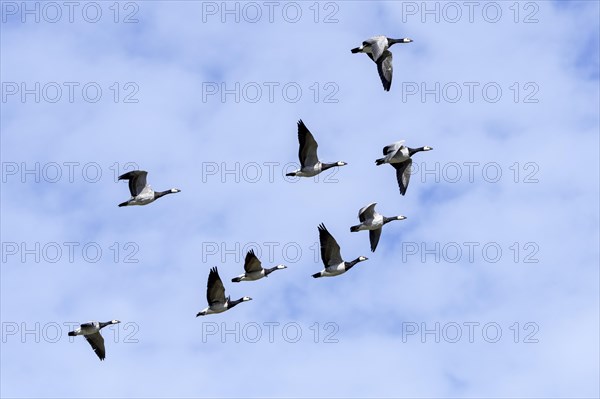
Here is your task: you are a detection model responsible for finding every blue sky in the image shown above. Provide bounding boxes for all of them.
[1,1,599,398]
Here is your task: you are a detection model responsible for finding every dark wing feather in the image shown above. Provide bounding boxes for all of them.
[365,37,386,62]
[206,267,226,305]
[359,203,377,223]
[84,332,106,361]
[392,159,412,196]
[369,229,383,252]
[377,50,393,92]
[318,224,343,267]
[118,170,148,196]
[244,249,263,273]
[361,41,375,62]
[359,212,367,223]
[297,120,319,168]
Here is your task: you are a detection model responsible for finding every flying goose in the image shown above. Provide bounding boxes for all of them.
[312,223,368,278]
[68,320,120,361]
[118,170,180,207]
[375,141,433,195]
[196,267,252,316]
[351,36,413,91]
[350,202,407,252]
[286,120,347,177]
[231,249,287,282]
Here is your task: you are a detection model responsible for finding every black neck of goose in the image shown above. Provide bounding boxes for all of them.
[383,216,398,225]
[154,190,174,199]
[389,38,409,46]
[321,162,339,171]
[345,257,362,269]
[99,321,112,329]
[228,297,245,308]
[264,266,278,276]
[408,147,427,156]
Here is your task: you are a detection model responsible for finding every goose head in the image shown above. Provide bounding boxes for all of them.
[357,256,368,262]
[397,215,407,220]
[276,265,287,270]
[337,161,348,167]
[170,188,181,193]
[242,296,253,302]
[423,146,433,151]
[111,320,121,325]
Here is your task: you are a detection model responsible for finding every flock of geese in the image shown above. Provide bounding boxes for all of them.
[68,35,433,360]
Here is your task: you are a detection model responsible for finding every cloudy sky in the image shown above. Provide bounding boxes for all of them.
[1,1,599,398]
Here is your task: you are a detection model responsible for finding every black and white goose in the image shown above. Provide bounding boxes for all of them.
[351,35,413,91]
[68,320,120,361]
[312,223,368,278]
[231,249,287,282]
[118,170,180,207]
[286,120,347,177]
[350,202,407,252]
[375,140,433,195]
[196,267,252,316]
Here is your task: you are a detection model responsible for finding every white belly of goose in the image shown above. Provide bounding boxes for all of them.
[244,270,265,281]
[323,262,346,276]
[128,190,156,206]
[389,147,410,163]
[296,164,322,177]
[360,215,384,230]
[207,303,228,314]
